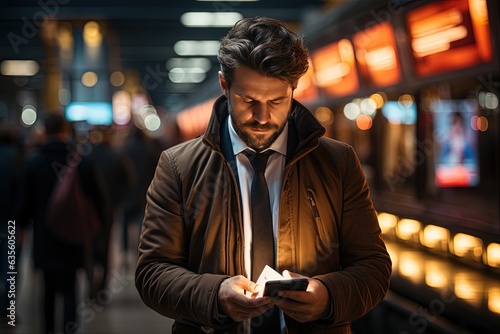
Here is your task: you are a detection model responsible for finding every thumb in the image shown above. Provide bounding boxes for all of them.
[283,270,306,279]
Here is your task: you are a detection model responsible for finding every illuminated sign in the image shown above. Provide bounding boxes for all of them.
[407,0,492,76]
[311,39,359,98]
[293,58,319,103]
[353,22,401,87]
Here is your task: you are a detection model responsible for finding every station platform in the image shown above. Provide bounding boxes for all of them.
[4,227,500,334]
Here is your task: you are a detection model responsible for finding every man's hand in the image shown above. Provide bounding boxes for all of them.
[272,271,331,323]
[218,275,274,321]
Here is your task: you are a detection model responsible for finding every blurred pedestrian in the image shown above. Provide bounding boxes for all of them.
[0,125,24,321]
[87,125,129,298]
[16,113,105,334]
[120,125,159,270]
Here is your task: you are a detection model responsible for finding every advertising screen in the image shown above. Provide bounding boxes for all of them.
[432,99,479,187]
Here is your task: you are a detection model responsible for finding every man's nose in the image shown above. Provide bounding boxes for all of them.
[252,103,270,124]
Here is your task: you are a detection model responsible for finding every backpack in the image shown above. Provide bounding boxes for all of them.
[46,160,102,245]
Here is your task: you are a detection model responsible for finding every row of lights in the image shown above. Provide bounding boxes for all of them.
[379,212,500,315]
[172,2,256,83]
[313,93,417,130]
[339,93,416,130]
[378,212,500,269]
[80,70,125,88]
[386,240,500,314]
[317,91,497,132]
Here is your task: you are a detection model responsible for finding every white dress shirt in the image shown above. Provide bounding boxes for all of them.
[228,115,288,281]
[228,116,289,334]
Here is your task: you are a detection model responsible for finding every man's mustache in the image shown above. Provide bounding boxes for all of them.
[243,121,278,131]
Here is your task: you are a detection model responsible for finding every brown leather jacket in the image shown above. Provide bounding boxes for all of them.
[135,96,392,334]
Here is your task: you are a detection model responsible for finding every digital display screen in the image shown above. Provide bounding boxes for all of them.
[432,99,479,187]
[352,22,401,87]
[406,0,492,77]
[293,58,318,104]
[310,39,359,98]
[65,102,113,125]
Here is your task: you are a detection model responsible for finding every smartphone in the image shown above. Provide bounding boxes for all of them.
[263,278,309,297]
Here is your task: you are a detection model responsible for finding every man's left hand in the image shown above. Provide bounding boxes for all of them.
[271,270,331,323]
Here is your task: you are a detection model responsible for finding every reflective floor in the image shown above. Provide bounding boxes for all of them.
[2,223,174,334]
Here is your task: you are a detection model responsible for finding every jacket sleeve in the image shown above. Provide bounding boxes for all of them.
[315,143,392,325]
[135,150,228,328]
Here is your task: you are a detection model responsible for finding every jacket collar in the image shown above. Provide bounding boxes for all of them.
[203,95,325,164]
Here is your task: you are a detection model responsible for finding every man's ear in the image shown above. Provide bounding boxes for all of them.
[218,71,228,97]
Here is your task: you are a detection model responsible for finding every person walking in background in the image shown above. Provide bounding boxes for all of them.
[0,126,24,322]
[87,125,129,298]
[136,17,391,334]
[16,113,106,334]
[120,125,160,271]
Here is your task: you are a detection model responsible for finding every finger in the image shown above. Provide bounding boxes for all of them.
[283,270,306,279]
[233,275,261,295]
[229,298,275,321]
[227,284,273,310]
[234,304,275,321]
[272,295,307,311]
[285,311,309,322]
[277,289,311,303]
[279,299,319,323]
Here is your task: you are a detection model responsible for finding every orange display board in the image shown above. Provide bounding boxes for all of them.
[293,58,319,104]
[310,39,359,98]
[353,22,401,87]
[407,0,492,77]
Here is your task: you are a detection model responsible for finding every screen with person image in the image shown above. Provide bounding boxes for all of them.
[432,99,479,187]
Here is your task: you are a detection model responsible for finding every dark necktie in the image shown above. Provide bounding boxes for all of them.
[245,150,281,333]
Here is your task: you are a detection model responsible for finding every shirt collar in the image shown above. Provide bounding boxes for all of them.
[228,115,288,157]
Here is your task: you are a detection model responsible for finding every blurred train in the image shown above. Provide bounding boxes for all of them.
[175,0,500,332]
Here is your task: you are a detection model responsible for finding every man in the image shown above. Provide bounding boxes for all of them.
[136,17,391,334]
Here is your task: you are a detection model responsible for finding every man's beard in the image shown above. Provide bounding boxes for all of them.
[228,100,287,152]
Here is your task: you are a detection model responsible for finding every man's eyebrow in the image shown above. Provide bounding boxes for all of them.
[235,93,289,101]
[270,96,289,101]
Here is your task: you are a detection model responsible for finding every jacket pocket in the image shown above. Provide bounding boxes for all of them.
[306,189,340,266]
[307,189,329,240]
[307,189,326,238]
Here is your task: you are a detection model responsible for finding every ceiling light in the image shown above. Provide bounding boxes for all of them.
[166,58,212,72]
[169,68,206,83]
[174,40,221,56]
[1,60,39,76]
[181,12,243,27]
[84,21,102,47]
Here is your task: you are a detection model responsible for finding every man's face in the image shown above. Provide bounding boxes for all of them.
[219,66,294,152]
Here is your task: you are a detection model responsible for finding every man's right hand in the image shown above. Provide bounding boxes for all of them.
[217,275,274,321]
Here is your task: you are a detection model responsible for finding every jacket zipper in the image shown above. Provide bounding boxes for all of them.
[307,190,320,218]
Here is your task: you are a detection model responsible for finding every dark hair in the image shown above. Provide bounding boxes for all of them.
[44,113,67,136]
[217,17,309,89]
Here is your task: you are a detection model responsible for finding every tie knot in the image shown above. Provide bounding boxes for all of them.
[245,150,273,174]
